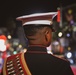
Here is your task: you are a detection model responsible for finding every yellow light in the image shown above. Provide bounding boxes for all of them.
[19,44,22,48]
[68,47,71,51]
[68,9,72,14]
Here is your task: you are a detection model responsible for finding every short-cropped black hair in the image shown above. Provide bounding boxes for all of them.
[23,24,53,36]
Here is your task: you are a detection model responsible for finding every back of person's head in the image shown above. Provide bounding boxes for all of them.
[16,12,58,46]
[23,24,53,39]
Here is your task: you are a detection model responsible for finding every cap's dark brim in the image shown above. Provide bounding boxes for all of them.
[23,24,55,32]
[48,25,55,32]
[51,28,55,32]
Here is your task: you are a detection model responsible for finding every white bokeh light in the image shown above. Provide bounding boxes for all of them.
[0,39,6,52]
[66,52,72,58]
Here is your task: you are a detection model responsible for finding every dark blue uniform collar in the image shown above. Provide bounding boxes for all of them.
[27,45,47,52]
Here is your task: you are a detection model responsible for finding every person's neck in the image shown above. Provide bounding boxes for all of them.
[28,44,46,47]
[28,39,45,46]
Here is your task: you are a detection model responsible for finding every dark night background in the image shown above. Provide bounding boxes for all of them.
[0,0,76,68]
[0,0,76,27]
[0,1,76,72]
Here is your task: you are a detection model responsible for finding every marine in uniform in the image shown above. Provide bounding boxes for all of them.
[1,12,74,75]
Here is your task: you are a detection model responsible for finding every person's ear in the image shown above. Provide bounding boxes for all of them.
[45,30,49,41]
[45,30,49,34]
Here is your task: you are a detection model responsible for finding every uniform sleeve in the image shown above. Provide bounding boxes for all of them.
[60,62,74,75]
